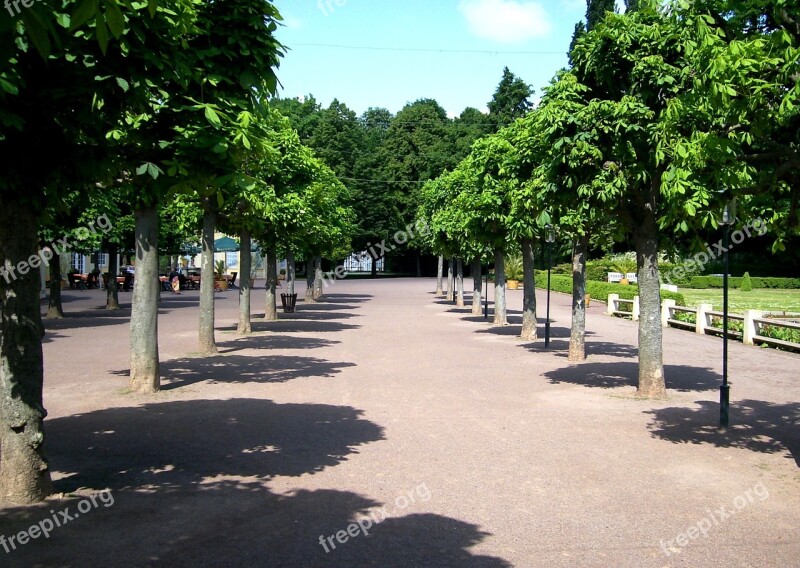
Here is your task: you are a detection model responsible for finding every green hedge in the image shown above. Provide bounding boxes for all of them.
[535,272,686,306]
[688,275,800,289]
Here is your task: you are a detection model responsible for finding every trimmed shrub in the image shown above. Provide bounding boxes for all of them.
[688,275,800,289]
[535,272,685,306]
[741,272,753,292]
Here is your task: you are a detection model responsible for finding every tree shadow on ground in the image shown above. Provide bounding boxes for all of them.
[216,334,340,354]
[518,338,637,359]
[0,399,509,566]
[155,354,355,390]
[249,320,361,334]
[645,399,800,467]
[543,362,722,392]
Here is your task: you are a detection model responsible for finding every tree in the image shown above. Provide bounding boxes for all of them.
[487,67,534,131]
[586,0,616,29]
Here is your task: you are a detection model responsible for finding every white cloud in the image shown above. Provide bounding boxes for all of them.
[459,0,552,43]
[282,14,303,30]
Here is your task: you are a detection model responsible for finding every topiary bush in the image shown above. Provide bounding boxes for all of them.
[741,271,753,292]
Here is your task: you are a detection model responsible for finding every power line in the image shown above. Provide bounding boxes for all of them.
[292,43,565,55]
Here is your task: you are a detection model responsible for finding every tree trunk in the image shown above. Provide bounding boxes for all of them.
[46,249,64,319]
[198,204,218,355]
[286,251,296,296]
[634,189,666,399]
[129,205,161,393]
[0,203,53,504]
[446,258,454,301]
[521,238,537,341]
[313,256,323,300]
[370,255,377,277]
[493,249,507,326]
[568,235,589,361]
[305,259,316,303]
[237,229,252,335]
[436,255,444,296]
[456,259,465,307]
[264,246,278,321]
[415,253,421,278]
[471,258,482,315]
[105,241,120,310]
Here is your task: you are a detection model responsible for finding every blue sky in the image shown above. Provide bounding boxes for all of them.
[272,0,598,117]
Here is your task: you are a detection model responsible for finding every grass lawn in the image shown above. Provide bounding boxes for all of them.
[680,288,800,313]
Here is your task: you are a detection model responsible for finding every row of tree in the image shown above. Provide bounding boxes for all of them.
[418,0,798,397]
[0,0,364,504]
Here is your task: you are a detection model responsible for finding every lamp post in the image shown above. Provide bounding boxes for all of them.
[719,197,736,430]
[545,225,555,349]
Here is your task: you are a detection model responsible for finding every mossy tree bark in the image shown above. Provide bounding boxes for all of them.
[198,204,218,355]
[568,235,590,362]
[521,238,537,341]
[46,250,64,319]
[305,259,316,303]
[471,259,482,315]
[0,203,53,504]
[436,256,444,296]
[313,256,323,300]
[129,205,161,393]
[105,241,120,310]
[286,251,296,296]
[264,246,278,321]
[446,258,454,301]
[493,249,507,325]
[237,228,252,335]
[633,185,666,399]
[456,259,465,307]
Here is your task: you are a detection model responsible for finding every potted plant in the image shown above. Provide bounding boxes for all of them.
[214,260,228,291]
[505,254,523,290]
[611,256,637,285]
[279,268,287,281]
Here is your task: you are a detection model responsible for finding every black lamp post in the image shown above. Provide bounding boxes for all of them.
[545,225,555,349]
[719,197,736,430]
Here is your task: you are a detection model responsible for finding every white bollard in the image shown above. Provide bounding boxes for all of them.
[743,310,762,345]
[661,299,676,327]
[696,303,713,335]
[632,296,640,321]
[607,294,619,315]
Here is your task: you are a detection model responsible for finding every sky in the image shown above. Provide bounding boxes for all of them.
[272,0,604,117]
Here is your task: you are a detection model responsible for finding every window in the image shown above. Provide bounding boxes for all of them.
[71,253,85,273]
[226,252,238,268]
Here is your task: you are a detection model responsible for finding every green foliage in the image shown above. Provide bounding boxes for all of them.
[214,259,226,279]
[505,254,523,280]
[741,271,753,292]
[487,67,534,131]
[688,275,800,290]
[537,272,685,306]
[610,256,637,277]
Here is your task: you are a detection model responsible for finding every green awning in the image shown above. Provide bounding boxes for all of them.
[213,236,239,252]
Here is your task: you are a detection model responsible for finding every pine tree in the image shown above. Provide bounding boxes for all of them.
[487,67,534,132]
[586,0,616,30]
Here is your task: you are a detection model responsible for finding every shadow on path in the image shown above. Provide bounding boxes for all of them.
[216,334,340,354]
[0,399,508,567]
[544,362,722,392]
[646,399,800,467]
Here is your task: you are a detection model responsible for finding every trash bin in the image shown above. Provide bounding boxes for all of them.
[280,293,298,313]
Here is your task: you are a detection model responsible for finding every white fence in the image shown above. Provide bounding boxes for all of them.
[606,294,800,351]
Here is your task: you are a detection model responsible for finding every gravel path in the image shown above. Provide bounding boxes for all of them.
[1,278,798,567]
